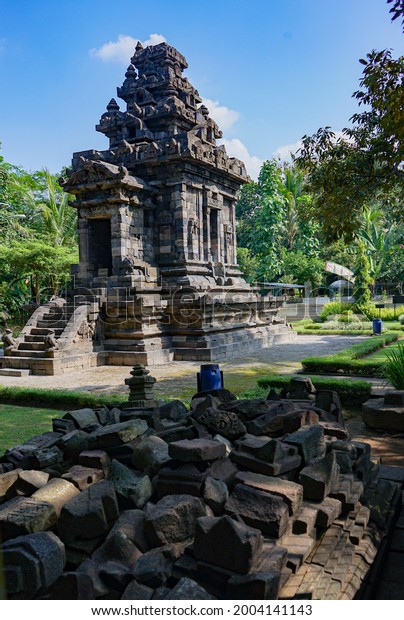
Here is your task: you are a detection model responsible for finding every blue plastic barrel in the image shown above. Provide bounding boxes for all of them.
[199,364,223,391]
[373,319,382,335]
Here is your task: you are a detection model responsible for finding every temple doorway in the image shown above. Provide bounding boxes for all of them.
[88,218,113,275]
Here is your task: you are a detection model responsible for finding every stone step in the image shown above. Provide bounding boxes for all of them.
[18,342,46,351]
[0,368,32,377]
[37,320,68,329]
[41,312,66,323]
[10,350,51,358]
[24,335,47,343]
[0,356,54,372]
[30,327,64,336]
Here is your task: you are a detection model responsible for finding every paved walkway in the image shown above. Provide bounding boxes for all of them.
[1,333,402,466]
[0,334,373,398]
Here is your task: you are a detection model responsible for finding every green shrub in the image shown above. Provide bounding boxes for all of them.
[399,314,404,325]
[320,301,353,321]
[300,357,384,376]
[386,323,404,331]
[238,387,268,399]
[0,386,126,409]
[255,375,372,405]
[367,306,404,321]
[382,342,404,390]
[352,302,376,319]
[300,332,399,376]
[295,328,373,336]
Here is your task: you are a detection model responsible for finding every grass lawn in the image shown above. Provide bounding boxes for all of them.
[0,404,61,456]
[365,339,404,362]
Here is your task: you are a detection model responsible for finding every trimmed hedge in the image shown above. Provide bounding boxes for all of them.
[253,375,372,406]
[300,331,400,376]
[320,301,404,322]
[294,327,373,336]
[0,386,127,410]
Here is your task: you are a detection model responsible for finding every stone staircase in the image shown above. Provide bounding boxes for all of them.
[0,294,103,376]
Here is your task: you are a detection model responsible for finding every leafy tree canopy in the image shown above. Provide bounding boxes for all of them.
[294,49,404,241]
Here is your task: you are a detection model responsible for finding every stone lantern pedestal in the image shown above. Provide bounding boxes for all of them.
[124,364,159,408]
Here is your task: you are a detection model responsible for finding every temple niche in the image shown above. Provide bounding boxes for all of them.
[0,41,294,376]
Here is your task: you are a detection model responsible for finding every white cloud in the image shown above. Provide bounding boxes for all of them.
[220,138,263,180]
[273,140,303,162]
[201,98,239,132]
[90,33,166,64]
[143,34,167,47]
[274,131,349,162]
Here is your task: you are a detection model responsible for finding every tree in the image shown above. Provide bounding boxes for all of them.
[237,160,287,281]
[0,238,78,303]
[358,204,397,282]
[0,148,34,240]
[0,148,78,318]
[353,241,372,307]
[281,251,325,290]
[387,0,404,32]
[295,49,404,240]
[236,160,321,283]
[32,169,76,247]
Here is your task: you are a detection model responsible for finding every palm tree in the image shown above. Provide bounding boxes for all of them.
[282,168,303,250]
[34,169,76,247]
[358,204,396,283]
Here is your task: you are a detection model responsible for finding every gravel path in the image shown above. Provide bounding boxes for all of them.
[0,334,374,398]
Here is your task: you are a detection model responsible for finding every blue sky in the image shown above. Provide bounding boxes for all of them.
[0,0,402,178]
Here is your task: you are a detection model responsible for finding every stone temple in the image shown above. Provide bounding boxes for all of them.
[0,42,294,375]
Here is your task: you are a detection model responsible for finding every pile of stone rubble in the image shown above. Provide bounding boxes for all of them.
[0,378,401,600]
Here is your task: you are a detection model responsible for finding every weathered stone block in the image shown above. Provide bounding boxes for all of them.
[156,463,207,499]
[196,408,246,440]
[165,577,216,599]
[0,497,57,540]
[193,515,263,574]
[58,480,119,543]
[32,478,80,516]
[168,438,226,462]
[203,476,229,514]
[292,504,318,535]
[235,471,303,516]
[88,419,148,449]
[231,437,301,477]
[222,398,294,421]
[78,450,111,475]
[61,430,90,460]
[0,469,22,501]
[109,459,152,508]
[226,484,289,538]
[63,408,100,429]
[107,509,149,553]
[132,436,170,474]
[300,452,340,502]
[43,571,95,600]
[227,571,281,600]
[280,534,316,572]
[287,377,316,400]
[363,396,404,432]
[160,400,188,420]
[2,531,65,599]
[6,470,49,498]
[144,494,206,546]
[284,425,326,464]
[62,465,104,490]
[121,580,154,600]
